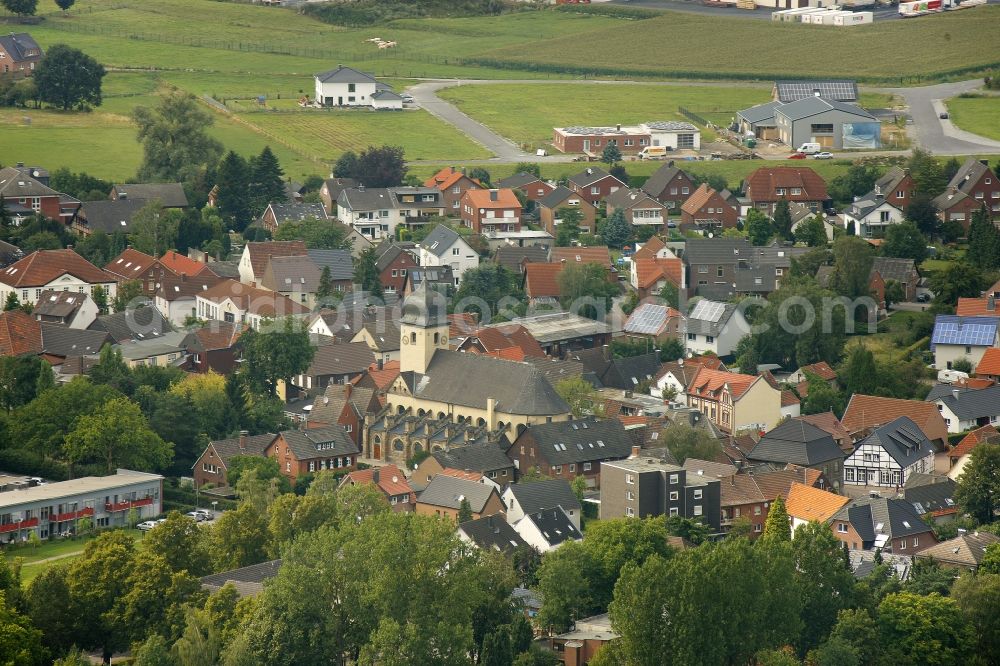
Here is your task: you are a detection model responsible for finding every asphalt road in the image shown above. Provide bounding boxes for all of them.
[885,80,1000,155]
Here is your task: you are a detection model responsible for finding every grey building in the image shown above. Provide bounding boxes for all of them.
[600,457,721,531]
[773,98,880,151]
[748,418,845,491]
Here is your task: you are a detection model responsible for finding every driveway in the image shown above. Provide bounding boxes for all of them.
[885,79,1000,154]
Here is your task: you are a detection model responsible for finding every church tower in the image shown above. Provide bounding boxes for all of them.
[399,282,449,374]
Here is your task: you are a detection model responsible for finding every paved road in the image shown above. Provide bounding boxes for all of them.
[885,80,1000,154]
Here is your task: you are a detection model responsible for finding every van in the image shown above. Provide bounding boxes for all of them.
[797,143,822,154]
[638,146,669,160]
[937,369,969,384]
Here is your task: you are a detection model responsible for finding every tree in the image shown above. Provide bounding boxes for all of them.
[601,209,630,249]
[554,376,599,418]
[173,606,220,666]
[761,495,790,543]
[130,200,182,257]
[601,144,622,168]
[928,260,986,306]
[746,208,772,246]
[828,164,879,205]
[0,589,46,666]
[772,198,793,241]
[333,151,359,179]
[469,167,492,188]
[807,637,859,666]
[25,566,76,657]
[876,592,973,666]
[274,217,349,250]
[33,44,105,110]
[513,163,541,178]
[55,0,75,11]
[453,263,523,321]
[831,235,874,300]
[802,371,845,416]
[316,265,334,304]
[840,344,878,397]
[536,540,594,632]
[141,511,211,577]
[554,207,583,247]
[209,502,270,571]
[792,521,856,654]
[131,634,175,666]
[967,206,1000,271]
[239,318,315,396]
[353,246,383,298]
[883,279,905,307]
[3,292,18,312]
[354,145,406,187]
[133,93,223,184]
[908,148,946,197]
[982,543,1000,574]
[939,219,965,244]
[662,423,721,465]
[64,396,172,473]
[481,629,512,666]
[89,344,133,393]
[557,262,619,320]
[0,355,52,411]
[954,443,1000,524]
[795,214,828,247]
[91,284,109,313]
[1,0,37,17]
[881,221,928,263]
[248,146,286,216]
[952,572,1000,662]
[214,151,252,230]
[457,497,474,523]
[905,194,940,237]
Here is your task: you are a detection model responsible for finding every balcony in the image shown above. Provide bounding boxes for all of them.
[0,518,40,534]
[105,497,154,512]
[51,507,94,523]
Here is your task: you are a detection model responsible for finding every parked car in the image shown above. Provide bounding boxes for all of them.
[401,94,414,103]
[787,152,807,159]
[916,292,930,303]
[939,112,949,119]
[812,152,834,160]
[137,520,159,531]
[185,511,207,522]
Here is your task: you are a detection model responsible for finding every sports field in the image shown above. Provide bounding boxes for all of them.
[946,96,1000,143]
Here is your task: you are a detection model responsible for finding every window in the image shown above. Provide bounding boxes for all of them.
[670,188,678,195]
[717,267,724,278]
[698,265,708,274]
[706,336,714,344]
[591,186,600,195]
[693,505,702,516]
[681,187,689,195]
[626,474,634,484]
[626,507,634,517]
[776,188,786,196]
[583,462,592,471]
[669,474,679,484]
[810,123,834,134]
[348,83,356,93]
[308,462,315,472]
[569,464,576,473]
[626,491,634,501]
[838,523,848,533]
[791,188,802,195]
[285,461,291,472]
[913,537,919,547]
[880,210,891,223]
[897,190,905,198]
[669,507,679,516]
[754,506,762,516]
[899,540,906,550]
[845,468,856,482]
[553,466,562,475]
[754,523,762,533]
[452,247,460,255]
[694,489,703,499]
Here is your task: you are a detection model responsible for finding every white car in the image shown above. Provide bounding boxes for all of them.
[401,94,414,103]
[812,152,834,160]
[137,520,159,531]
[185,511,206,522]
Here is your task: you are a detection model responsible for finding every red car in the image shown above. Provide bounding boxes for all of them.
[787,152,807,159]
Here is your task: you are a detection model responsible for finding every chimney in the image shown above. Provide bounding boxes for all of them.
[630,445,641,458]
[981,159,990,167]
[489,189,498,202]
[602,344,610,362]
[953,389,961,400]
[238,430,248,452]
[181,273,187,282]
[616,124,621,132]
[372,468,380,483]
[344,382,353,400]
[358,184,365,192]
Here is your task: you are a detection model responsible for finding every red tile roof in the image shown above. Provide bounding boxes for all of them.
[975,348,1000,377]
[634,257,683,290]
[781,390,800,407]
[632,236,666,261]
[470,324,546,359]
[524,262,563,299]
[0,249,115,288]
[159,250,211,277]
[198,279,309,317]
[353,360,401,391]
[949,425,1000,461]
[448,312,479,339]
[785,482,850,523]
[464,188,521,210]
[0,310,42,356]
[104,248,158,280]
[191,321,246,350]
[341,464,414,502]
[681,183,723,216]
[439,468,484,482]
[799,411,853,453]
[799,361,837,381]
[687,367,757,400]
[486,347,527,362]
[841,394,949,443]
[956,297,998,317]
[618,415,650,427]
[552,246,613,269]
[745,166,828,204]
[424,167,481,192]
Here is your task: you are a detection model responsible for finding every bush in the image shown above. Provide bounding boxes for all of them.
[0,449,69,480]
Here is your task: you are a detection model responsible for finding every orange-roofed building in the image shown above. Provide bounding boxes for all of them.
[423,167,483,213]
[948,424,1000,475]
[460,188,522,234]
[0,309,42,357]
[457,323,546,359]
[841,394,949,447]
[685,367,784,434]
[633,257,684,299]
[976,348,1000,382]
[680,183,739,231]
[339,464,416,512]
[195,279,309,330]
[159,250,213,277]
[523,262,563,303]
[448,312,479,340]
[956,296,998,317]
[551,246,614,272]
[631,236,671,262]
[786,482,850,533]
[352,360,401,393]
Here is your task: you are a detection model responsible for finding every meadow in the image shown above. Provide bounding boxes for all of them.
[946,96,1000,142]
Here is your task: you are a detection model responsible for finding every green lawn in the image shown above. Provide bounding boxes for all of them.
[946,96,1000,142]
[4,529,143,584]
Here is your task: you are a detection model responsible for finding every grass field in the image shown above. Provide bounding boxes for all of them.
[946,96,1000,142]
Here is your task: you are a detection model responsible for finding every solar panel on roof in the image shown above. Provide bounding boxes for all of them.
[691,300,725,323]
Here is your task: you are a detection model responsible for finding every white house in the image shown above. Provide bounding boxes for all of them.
[0,249,117,307]
[313,65,402,110]
[933,385,1000,434]
[195,279,309,331]
[843,416,935,488]
[843,195,905,238]
[501,480,582,532]
[511,507,582,553]
[337,187,446,241]
[418,225,478,287]
[684,299,752,357]
[930,315,1000,371]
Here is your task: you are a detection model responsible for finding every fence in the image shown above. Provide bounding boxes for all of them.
[677,106,709,126]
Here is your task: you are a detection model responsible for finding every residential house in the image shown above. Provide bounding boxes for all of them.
[902,473,958,523]
[931,189,983,230]
[0,249,117,307]
[374,240,418,295]
[455,323,546,360]
[415,475,504,522]
[939,158,1000,218]
[0,309,42,357]
[623,303,682,346]
[686,366,784,434]
[841,394,950,448]
[391,186,447,233]
[872,257,919,302]
[600,455,721,529]
[749,418,846,490]
[195,279,309,330]
[292,341,375,392]
[605,188,668,231]
[309,381,378,447]
[680,184,739,231]
[537,186,598,237]
[0,165,76,223]
[457,515,530,554]
[71,199,149,236]
[501,479,583,531]
[423,166,482,213]
[633,255,684,301]
[506,417,633,488]
[257,202,328,235]
[976,348,1000,382]
[414,444,516,487]
[238,240,307,287]
[154,271,225,327]
[498,172,554,202]
[103,249,185,299]
[790,361,838,396]
[830,495,936,554]
[259,255,321,309]
[785,482,850,535]
[773,98,880,151]
[931,315,999,371]
[89,306,172,345]
[318,177,358,214]
[948,424,999,481]
[549,614,618,666]
[110,183,188,209]
[182,321,245,374]
[744,166,829,216]
[566,167,625,205]
[510,507,582,553]
[683,238,752,299]
[843,194,904,238]
[351,319,402,364]
[0,240,23,268]
[957,295,999,317]
[200,560,282,598]
[914,532,1000,571]
[843,416,936,488]
[193,431,277,489]
[732,243,809,299]
[683,299,751,357]
[34,325,110,363]
[313,64,401,109]
[719,466,826,538]
[494,245,549,277]
[336,186,446,240]
[403,267,453,298]
[461,188,522,234]
[417,225,478,287]
[640,163,695,211]
[32,291,98,329]
[523,262,563,305]
[305,248,354,297]
[650,356,726,401]
[933,384,1000,434]
[265,426,359,484]
[552,121,700,154]
[0,33,43,77]
[575,349,661,391]
[871,166,916,210]
[339,464,415,512]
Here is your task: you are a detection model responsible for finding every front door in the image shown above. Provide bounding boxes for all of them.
[373,444,381,460]
[583,139,590,153]
[338,96,343,105]
[868,471,877,484]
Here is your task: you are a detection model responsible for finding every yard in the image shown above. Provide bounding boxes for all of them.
[4,529,143,584]
[946,96,1000,143]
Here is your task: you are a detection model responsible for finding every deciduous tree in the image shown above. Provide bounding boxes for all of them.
[141,511,212,577]
[772,198,793,241]
[746,208,772,246]
[352,247,383,298]
[557,262,619,320]
[792,521,856,653]
[876,592,973,666]
[133,93,223,184]
[129,200,182,257]
[554,207,583,247]
[1,0,38,16]
[354,145,407,187]
[881,221,928,263]
[662,423,721,465]
[64,396,172,473]
[927,260,986,306]
[952,572,1000,661]
[953,443,1000,524]
[453,263,523,320]
[794,214,828,247]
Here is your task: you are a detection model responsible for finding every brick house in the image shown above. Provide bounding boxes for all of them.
[415,475,505,522]
[257,202,328,235]
[460,189,522,234]
[0,33,43,78]
[605,188,668,230]
[680,184,739,231]
[182,321,246,374]
[0,166,71,222]
[193,431,277,489]
[942,158,1000,218]
[339,464,416,512]
[413,444,515,487]
[308,382,378,448]
[640,163,695,211]
[871,166,916,209]
[498,172,555,202]
[264,426,360,485]
[505,417,633,488]
[829,495,936,554]
[744,166,829,216]
[374,241,418,295]
[720,466,827,538]
[423,166,482,214]
[932,190,988,231]
[537,186,597,236]
[566,167,626,205]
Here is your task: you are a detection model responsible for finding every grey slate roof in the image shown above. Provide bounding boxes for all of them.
[406,350,570,416]
[419,225,463,258]
[206,261,240,279]
[307,249,353,281]
[372,89,402,101]
[33,290,89,319]
[948,158,994,195]
[0,33,42,62]
[39,324,110,357]
[77,199,148,233]
[856,416,935,467]
[774,80,858,103]
[459,515,529,554]
[0,167,58,199]
[280,426,358,460]
[847,195,900,221]
[872,257,916,284]
[568,167,615,188]
[518,506,582,547]
[521,416,632,465]
[407,266,454,291]
[902,473,957,515]
[931,188,972,212]
[494,245,549,273]
[112,183,189,208]
[359,320,401,352]
[934,384,1000,421]
[263,202,327,224]
[314,65,377,84]
[418,475,497,512]
[874,166,909,196]
[736,100,784,125]
[537,185,577,210]
[640,163,689,199]
[205,433,277,467]
[749,419,844,466]
[831,495,932,545]
[89,306,172,344]
[774,97,875,122]
[505,478,582,516]
[499,172,544,190]
[201,559,282,597]
[263,255,322,293]
[605,188,662,211]
[433,444,512,473]
[307,341,375,378]
[684,238,752,264]
[338,187,396,212]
